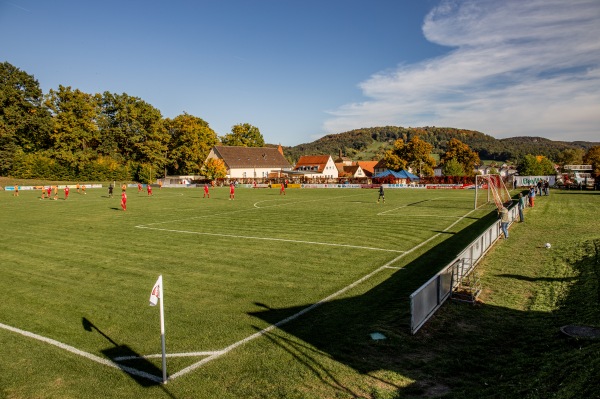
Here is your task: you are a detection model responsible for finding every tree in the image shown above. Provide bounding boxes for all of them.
[98,92,168,179]
[407,136,436,176]
[382,136,436,176]
[164,113,219,175]
[518,154,556,176]
[220,123,264,147]
[442,158,465,176]
[201,157,227,180]
[382,139,407,171]
[0,122,17,174]
[441,138,480,176]
[583,146,600,177]
[45,85,101,167]
[0,62,52,173]
[557,148,584,167]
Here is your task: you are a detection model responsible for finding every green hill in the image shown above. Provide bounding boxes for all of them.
[283,127,599,164]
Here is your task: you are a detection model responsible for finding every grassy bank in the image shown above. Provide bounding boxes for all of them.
[416,190,600,398]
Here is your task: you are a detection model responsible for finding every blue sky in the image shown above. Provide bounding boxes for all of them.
[1,0,599,146]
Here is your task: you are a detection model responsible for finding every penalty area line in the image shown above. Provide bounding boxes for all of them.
[170,206,479,379]
[135,226,405,253]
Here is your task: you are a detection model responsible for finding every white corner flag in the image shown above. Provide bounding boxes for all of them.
[149,276,161,306]
[149,275,167,384]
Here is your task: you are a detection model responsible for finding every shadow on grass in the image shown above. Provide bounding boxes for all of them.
[497,273,578,283]
[249,214,600,398]
[82,317,175,396]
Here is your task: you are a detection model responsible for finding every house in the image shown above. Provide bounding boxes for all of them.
[204,145,291,180]
[293,155,338,180]
[373,159,388,175]
[356,161,379,178]
[335,163,366,179]
[334,150,354,166]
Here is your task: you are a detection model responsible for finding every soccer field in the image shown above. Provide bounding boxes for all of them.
[0,186,493,397]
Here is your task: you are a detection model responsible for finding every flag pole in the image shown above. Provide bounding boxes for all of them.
[158,275,167,384]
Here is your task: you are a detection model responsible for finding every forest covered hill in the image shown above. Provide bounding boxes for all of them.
[282,126,599,164]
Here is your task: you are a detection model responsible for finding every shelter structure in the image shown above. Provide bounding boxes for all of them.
[373,169,420,184]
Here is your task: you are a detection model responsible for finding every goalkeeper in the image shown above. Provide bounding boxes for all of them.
[377,185,385,203]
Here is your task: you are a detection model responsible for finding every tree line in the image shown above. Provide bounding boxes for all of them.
[3,61,599,182]
[284,127,599,172]
[0,62,264,182]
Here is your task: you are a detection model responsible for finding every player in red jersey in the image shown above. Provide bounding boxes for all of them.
[64,186,70,200]
[203,184,210,198]
[147,184,153,196]
[229,183,235,200]
[121,191,127,211]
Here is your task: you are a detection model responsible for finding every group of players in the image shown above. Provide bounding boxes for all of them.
[112,182,156,211]
[37,183,86,200]
[12,180,278,211]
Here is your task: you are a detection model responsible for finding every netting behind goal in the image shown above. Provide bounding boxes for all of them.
[474,174,512,210]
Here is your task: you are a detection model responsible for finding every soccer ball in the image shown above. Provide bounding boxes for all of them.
[545,243,551,249]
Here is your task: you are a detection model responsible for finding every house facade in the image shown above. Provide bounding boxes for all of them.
[293,155,339,180]
[356,161,379,179]
[205,145,291,180]
[336,163,366,179]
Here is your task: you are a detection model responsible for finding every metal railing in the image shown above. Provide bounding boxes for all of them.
[409,206,518,334]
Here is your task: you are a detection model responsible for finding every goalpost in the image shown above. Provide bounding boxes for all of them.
[474,174,512,210]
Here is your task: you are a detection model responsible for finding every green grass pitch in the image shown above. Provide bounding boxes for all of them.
[0,186,493,398]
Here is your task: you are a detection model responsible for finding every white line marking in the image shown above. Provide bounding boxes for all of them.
[113,350,224,361]
[1,196,478,383]
[377,197,444,215]
[138,192,370,228]
[252,192,371,209]
[0,322,162,383]
[168,206,478,380]
[136,226,406,253]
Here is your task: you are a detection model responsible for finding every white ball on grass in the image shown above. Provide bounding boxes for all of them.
[545,243,551,249]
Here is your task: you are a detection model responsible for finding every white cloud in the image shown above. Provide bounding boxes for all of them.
[323,0,600,142]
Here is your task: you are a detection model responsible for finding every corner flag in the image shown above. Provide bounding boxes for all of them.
[149,276,161,306]
[149,275,167,383]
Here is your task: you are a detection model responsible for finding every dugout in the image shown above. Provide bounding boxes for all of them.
[159,175,204,186]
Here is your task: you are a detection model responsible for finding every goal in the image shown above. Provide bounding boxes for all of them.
[474,174,512,210]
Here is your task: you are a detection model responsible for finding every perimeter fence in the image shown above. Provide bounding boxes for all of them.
[409,205,519,334]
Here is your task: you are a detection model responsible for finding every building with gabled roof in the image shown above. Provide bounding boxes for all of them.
[205,145,291,180]
[356,161,379,178]
[293,155,338,180]
[335,163,366,179]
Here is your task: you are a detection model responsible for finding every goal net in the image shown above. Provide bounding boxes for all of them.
[474,174,512,210]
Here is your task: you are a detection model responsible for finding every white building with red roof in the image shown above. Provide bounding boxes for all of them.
[293,155,338,180]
